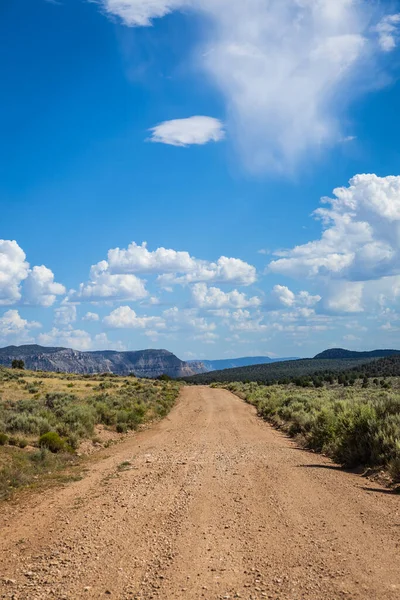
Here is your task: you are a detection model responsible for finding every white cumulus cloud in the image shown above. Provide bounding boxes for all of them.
[157,256,256,287]
[0,310,41,346]
[227,309,268,333]
[0,241,29,305]
[267,174,400,315]
[82,311,100,322]
[38,327,93,351]
[193,331,219,344]
[54,305,77,326]
[108,241,196,274]
[23,266,66,307]
[0,240,65,307]
[96,241,256,287]
[149,116,225,147]
[38,327,125,351]
[271,285,321,308]
[104,305,166,329]
[269,174,400,282]
[322,281,364,314]
[68,260,148,302]
[272,285,296,308]
[163,307,216,332]
[192,282,261,309]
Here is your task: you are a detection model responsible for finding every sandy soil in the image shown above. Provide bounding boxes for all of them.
[0,386,399,600]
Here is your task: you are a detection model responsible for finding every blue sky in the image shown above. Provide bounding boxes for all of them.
[1,0,400,360]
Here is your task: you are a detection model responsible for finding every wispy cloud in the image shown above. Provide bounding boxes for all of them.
[97,1,400,172]
[101,0,187,27]
[376,13,400,52]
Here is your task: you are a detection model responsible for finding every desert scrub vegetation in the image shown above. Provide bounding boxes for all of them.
[219,381,400,484]
[0,367,181,499]
[0,446,78,501]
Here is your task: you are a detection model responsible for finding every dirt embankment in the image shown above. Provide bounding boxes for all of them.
[0,386,399,599]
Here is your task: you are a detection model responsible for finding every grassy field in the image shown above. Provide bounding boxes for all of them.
[216,381,400,486]
[0,367,181,500]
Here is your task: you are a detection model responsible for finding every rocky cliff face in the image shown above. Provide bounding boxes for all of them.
[0,345,205,378]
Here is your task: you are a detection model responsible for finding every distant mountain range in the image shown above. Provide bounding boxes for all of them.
[0,347,299,378]
[0,345,202,379]
[1,345,399,381]
[184,348,400,384]
[188,355,299,372]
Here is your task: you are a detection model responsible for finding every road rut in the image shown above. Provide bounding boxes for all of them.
[0,386,399,600]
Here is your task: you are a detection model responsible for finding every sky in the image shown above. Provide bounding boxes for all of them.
[1,0,400,360]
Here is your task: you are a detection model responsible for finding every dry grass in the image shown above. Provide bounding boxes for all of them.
[0,367,181,500]
[0,372,125,403]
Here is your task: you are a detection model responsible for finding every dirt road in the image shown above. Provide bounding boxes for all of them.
[0,386,399,600]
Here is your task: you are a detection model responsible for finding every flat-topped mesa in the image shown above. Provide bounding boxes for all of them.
[0,345,205,378]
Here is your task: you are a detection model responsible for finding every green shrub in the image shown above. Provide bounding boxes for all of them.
[6,413,52,435]
[389,450,400,484]
[116,423,127,433]
[94,381,115,391]
[94,401,116,426]
[63,405,96,435]
[39,432,65,453]
[11,359,25,370]
[127,405,146,429]
[15,398,41,414]
[333,403,378,467]
[45,392,77,410]
[157,374,172,381]
[30,447,52,464]
[66,432,80,450]
[0,446,76,500]
[26,383,40,394]
[306,407,337,452]
[0,433,8,446]
[116,410,129,424]
[18,438,28,449]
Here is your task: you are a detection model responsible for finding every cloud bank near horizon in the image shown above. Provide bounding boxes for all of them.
[2,172,400,351]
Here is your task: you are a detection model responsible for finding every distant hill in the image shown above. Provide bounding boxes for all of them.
[183,357,377,385]
[349,355,400,378]
[188,356,299,372]
[0,345,203,379]
[314,348,400,360]
[185,347,400,385]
